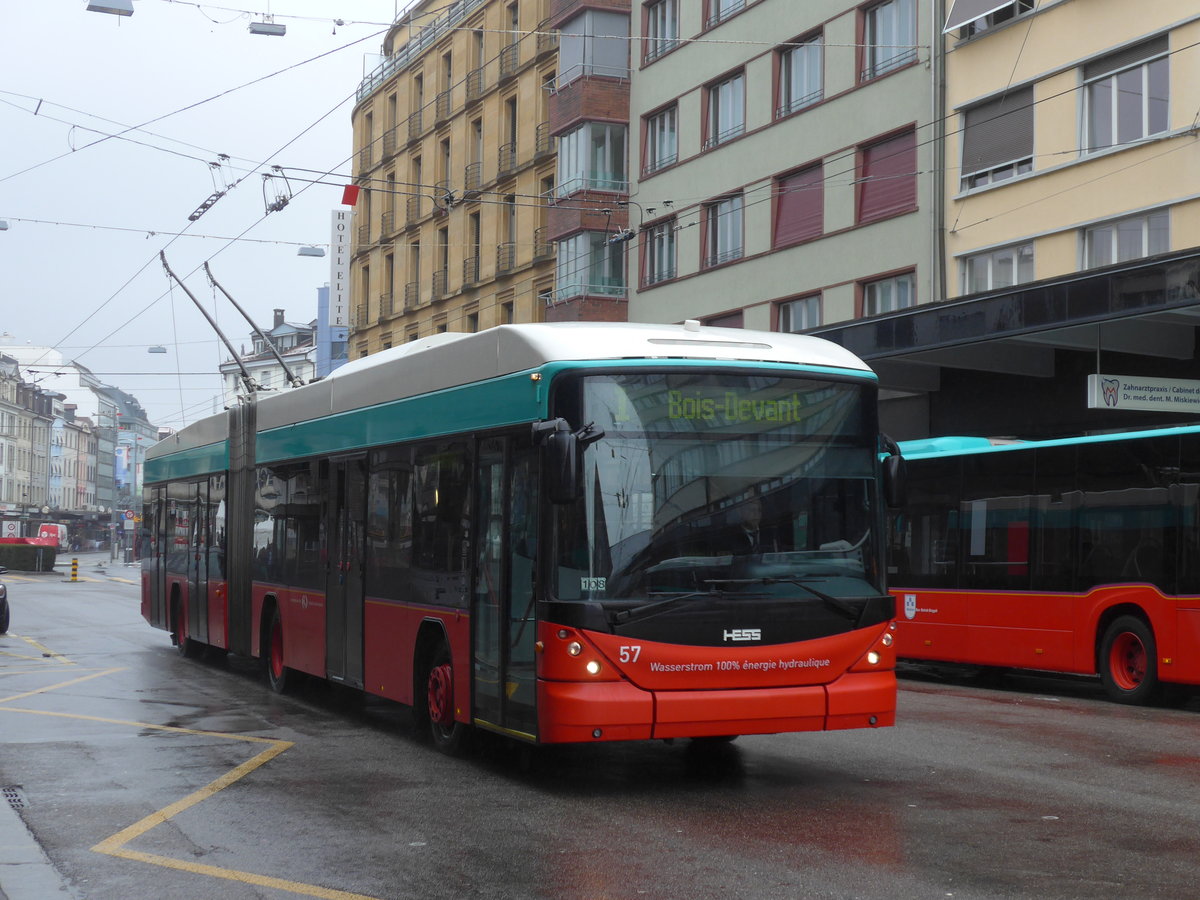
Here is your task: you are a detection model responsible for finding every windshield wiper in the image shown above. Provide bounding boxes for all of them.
[610,588,766,625]
[704,576,866,623]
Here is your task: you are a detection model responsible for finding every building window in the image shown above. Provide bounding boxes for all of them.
[862,0,915,81]
[961,87,1034,190]
[862,272,915,316]
[1083,210,1169,269]
[962,242,1034,294]
[556,122,627,196]
[1084,37,1169,154]
[558,9,630,87]
[645,0,678,62]
[773,164,823,248]
[777,33,822,118]
[555,231,626,300]
[778,295,820,332]
[642,220,676,286]
[704,194,743,268]
[643,104,677,175]
[705,0,745,29]
[857,129,917,224]
[704,71,745,149]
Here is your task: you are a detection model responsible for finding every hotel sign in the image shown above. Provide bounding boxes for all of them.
[329,209,351,328]
[1087,374,1200,413]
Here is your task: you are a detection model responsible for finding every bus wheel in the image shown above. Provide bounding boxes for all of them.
[424,645,468,756]
[0,596,9,634]
[172,600,201,659]
[1099,616,1160,705]
[265,607,293,694]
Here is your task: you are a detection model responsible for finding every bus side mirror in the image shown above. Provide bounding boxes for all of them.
[883,453,907,509]
[533,419,605,505]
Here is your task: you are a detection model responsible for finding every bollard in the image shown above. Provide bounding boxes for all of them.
[70,557,79,583]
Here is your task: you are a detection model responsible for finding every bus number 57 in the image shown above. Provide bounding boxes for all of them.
[619,645,642,663]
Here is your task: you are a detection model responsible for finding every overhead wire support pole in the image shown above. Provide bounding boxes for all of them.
[159,251,258,398]
[203,261,305,388]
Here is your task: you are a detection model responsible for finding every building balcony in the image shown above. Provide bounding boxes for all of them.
[406,196,423,225]
[357,223,371,247]
[535,122,554,161]
[537,21,558,57]
[407,111,423,144]
[463,255,480,286]
[533,226,554,262]
[496,242,516,274]
[404,281,420,311]
[379,291,394,318]
[499,43,520,81]
[435,89,452,123]
[549,280,627,304]
[381,210,397,236]
[464,161,483,198]
[432,268,449,300]
[466,67,485,103]
[498,142,517,178]
[382,128,398,159]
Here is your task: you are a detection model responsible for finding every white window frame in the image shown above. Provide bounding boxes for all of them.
[962,242,1035,294]
[1084,49,1169,154]
[706,0,745,29]
[644,105,678,175]
[705,194,743,267]
[556,122,628,197]
[643,220,676,286]
[863,0,916,81]
[862,272,915,316]
[1083,210,1169,269]
[778,295,820,332]
[705,72,745,149]
[778,34,823,118]
[555,231,626,300]
[645,0,678,62]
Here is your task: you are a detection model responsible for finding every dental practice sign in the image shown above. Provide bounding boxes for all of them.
[1088,374,1200,413]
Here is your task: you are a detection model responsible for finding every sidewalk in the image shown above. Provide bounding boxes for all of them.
[0,794,76,899]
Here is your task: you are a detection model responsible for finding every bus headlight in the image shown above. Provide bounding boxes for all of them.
[586,660,602,675]
[881,632,894,647]
[867,651,880,665]
[567,641,582,657]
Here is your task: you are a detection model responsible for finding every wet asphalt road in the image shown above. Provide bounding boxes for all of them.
[2,558,1199,900]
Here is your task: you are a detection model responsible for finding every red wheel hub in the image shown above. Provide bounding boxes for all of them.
[427,663,454,726]
[1108,632,1146,691]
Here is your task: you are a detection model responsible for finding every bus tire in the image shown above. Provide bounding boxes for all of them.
[0,596,9,634]
[265,606,293,694]
[1099,615,1160,705]
[172,597,201,659]
[423,644,468,756]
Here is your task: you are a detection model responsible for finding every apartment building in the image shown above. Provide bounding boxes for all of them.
[626,0,938,332]
[810,0,1200,439]
[350,0,560,356]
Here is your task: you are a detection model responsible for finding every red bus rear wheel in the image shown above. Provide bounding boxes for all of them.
[1099,615,1159,705]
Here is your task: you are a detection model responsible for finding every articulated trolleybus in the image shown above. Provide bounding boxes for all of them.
[889,425,1200,705]
[143,322,899,751]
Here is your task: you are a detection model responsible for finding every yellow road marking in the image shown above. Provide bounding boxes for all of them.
[10,633,74,664]
[0,656,382,899]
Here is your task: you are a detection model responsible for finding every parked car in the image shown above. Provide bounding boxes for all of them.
[0,566,8,634]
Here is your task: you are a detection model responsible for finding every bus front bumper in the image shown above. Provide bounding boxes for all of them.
[537,670,895,743]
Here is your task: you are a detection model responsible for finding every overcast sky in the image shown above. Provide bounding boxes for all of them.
[1,0,413,431]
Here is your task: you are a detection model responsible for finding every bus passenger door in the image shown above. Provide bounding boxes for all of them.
[326,455,366,688]
[187,480,210,646]
[472,437,538,739]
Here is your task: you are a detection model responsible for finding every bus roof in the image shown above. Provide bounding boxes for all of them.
[899,422,1200,460]
[149,321,875,465]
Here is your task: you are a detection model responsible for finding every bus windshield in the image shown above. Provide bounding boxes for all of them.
[552,372,884,618]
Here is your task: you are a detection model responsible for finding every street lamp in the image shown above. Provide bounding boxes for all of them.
[87,0,134,15]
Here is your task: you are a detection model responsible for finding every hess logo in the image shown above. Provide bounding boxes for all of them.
[723,628,761,642]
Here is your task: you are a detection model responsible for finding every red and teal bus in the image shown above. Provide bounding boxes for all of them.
[143,322,900,751]
[888,425,1200,704]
